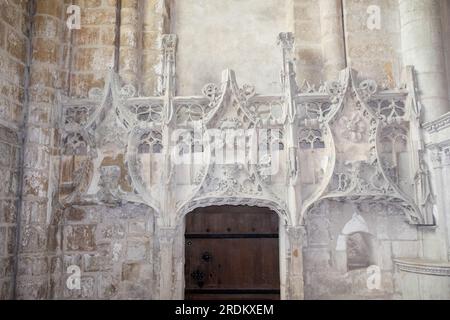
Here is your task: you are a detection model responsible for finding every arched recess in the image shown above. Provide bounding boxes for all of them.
[335,213,377,272]
[183,205,281,300]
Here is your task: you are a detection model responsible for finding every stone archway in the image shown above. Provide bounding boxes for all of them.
[154,197,305,300]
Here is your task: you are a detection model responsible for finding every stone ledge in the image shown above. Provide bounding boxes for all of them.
[423,112,450,133]
[394,258,450,277]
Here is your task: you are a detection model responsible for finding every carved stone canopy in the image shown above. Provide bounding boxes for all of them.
[59,33,435,228]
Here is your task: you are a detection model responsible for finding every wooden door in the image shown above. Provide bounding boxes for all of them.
[185,206,280,300]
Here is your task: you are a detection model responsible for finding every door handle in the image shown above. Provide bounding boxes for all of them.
[202,251,212,262]
[191,269,205,288]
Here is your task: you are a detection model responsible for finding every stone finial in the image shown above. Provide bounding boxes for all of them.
[277,32,295,50]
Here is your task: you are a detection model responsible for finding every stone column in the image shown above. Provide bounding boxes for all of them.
[119,0,141,89]
[319,0,346,80]
[0,0,30,300]
[399,0,450,123]
[430,146,450,261]
[157,226,177,299]
[70,0,117,98]
[141,0,171,96]
[16,0,68,299]
[286,226,305,300]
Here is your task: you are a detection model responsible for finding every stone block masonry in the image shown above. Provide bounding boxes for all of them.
[0,0,29,300]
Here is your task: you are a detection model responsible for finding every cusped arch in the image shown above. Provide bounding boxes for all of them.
[175,196,290,227]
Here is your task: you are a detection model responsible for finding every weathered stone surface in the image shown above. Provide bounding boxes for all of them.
[65,225,97,251]
[0,0,449,301]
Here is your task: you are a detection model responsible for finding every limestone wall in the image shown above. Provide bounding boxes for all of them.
[54,0,165,299]
[343,0,402,88]
[0,0,449,300]
[174,0,290,95]
[444,1,450,108]
[61,205,155,299]
[0,0,29,300]
[303,201,420,299]
[70,0,117,98]
[293,0,323,85]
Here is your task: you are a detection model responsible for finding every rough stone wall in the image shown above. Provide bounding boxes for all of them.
[0,0,29,300]
[303,201,423,299]
[70,0,117,98]
[140,0,168,96]
[61,204,155,299]
[15,0,70,299]
[119,0,170,96]
[54,0,164,299]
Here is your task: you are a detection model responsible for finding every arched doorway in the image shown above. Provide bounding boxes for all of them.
[184,206,280,300]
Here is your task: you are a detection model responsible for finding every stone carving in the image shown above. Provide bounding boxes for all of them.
[394,258,450,277]
[357,79,378,102]
[430,144,450,169]
[198,164,262,197]
[96,166,122,205]
[128,102,163,123]
[63,133,88,156]
[54,31,450,301]
[329,161,393,194]
[59,33,433,232]
[299,128,325,149]
[422,112,450,133]
[120,84,137,98]
[157,34,177,97]
[339,113,366,143]
[297,68,430,225]
[413,157,435,223]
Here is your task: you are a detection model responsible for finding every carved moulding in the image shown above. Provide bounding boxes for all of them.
[297,68,428,226]
[394,258,450,277]
[422,112,450,133]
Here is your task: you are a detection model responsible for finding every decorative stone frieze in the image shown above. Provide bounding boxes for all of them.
[394,258,450,277]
